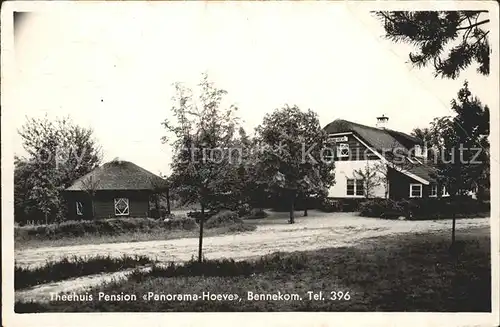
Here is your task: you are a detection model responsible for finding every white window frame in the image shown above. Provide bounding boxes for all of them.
[337,143,350,158]
[409,183,422,198]
[76,201,84,216]
[442,186,450,197]
[429,184,438,197]
[346,178,364,197]
[114,198,130,216]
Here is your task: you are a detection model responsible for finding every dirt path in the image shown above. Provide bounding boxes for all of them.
[16,214,489,269]
[15,214,489,303]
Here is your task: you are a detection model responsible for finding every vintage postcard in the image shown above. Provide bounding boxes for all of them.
[1,1,499,326]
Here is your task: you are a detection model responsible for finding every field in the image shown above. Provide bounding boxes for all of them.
[16,226,491,312]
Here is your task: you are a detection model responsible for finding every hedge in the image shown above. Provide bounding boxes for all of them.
[359,197,490,220]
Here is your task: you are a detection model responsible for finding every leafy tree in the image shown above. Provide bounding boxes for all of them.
[254,105,335,223]
[430,81,489,244]
[162,73,239,262]
[375,11,490,79]
[431,81,489,197]
[14,157,38,224]
[411,127,433,144]
[15,116,102,224]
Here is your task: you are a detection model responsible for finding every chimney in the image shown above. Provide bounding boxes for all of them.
[376,115,389,129]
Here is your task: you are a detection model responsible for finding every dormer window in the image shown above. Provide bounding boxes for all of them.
[337,143,350,158]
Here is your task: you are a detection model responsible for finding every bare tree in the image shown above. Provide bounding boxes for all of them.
[80,176,100,219]
[353,162,383,199]
[149,176,170,218]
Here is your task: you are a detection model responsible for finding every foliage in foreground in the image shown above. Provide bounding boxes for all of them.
[375,11,490,79]
[15,227,490,312]
[15,255,154,290]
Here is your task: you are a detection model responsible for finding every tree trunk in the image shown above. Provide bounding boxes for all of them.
[198,203,205,262]
[452,194,459,245]
[91,198,96,220]
[303,195,308,217]
[45,212,48,225]
[155,194,160,217]
[166,188,171,215]
[289,190,295,224]
[385,179,390,199]
[452,215,456,244]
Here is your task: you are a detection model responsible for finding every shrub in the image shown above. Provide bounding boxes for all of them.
[359,199,403,218]
[236,203,252,218]
[319,198,340,212]
[204,211,242,229]
[149,206,169,219]
[14,217,199,242]
[245,208,268,219]
[359,197,489,220]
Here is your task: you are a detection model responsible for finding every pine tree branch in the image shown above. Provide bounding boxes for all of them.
[456,19,490,31]
[470,30,490,49]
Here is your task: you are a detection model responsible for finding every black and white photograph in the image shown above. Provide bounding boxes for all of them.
[1,1,499,326]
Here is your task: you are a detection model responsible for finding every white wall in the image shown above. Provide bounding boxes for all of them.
[328,160,387,198]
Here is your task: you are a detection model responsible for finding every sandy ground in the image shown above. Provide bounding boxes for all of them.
[15,213,489,303]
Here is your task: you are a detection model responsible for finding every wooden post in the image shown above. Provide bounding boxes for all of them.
[166,188,171,215]
[303,195,308,217]
[452,215,456,244]
[289,190,295,224]
[198,203,204,262]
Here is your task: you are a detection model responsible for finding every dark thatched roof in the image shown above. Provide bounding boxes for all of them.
[65,159,168,191]
[406,164,437,182]
[323,119,418,151]
[324,119,435,183]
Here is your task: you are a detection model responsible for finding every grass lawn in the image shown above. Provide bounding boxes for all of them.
[15,226,491,312]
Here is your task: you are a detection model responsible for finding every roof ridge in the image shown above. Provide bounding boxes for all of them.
[335,119,383,132]
[65,160,167,191]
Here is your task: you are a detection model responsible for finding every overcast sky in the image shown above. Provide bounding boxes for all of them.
[12,3,495,175]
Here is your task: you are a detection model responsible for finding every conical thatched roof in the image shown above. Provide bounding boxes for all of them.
[65,159,168,191]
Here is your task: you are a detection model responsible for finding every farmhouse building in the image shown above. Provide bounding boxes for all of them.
[324,116,448,200]
[64,159,168,219]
